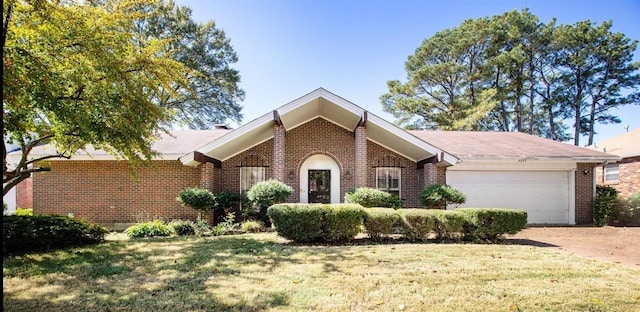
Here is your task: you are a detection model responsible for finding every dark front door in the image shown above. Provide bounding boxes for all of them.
[308,170,331,204]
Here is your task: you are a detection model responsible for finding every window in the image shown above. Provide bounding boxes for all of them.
[376,167,401,196]
[240,167,266,195]
[604,164,619,183]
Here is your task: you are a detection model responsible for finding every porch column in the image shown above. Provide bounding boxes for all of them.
[423,163,438,187]
[273,124,286,181]
[199,162,217,192]
[354,125,367,187]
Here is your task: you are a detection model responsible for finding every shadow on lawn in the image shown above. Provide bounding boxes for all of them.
[2,234,359,311]
[506,238,559,248]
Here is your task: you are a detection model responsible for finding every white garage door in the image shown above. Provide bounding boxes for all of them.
[447,171,571,224]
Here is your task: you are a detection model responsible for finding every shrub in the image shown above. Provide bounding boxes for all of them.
[592,185,619,226]
[16,208,33,216]
[268,204,325,242]
[345,187,403,208]
[168,220,196,236]
[420,184,466,209]
[363,208,401,241]
[213,190,241,224]
[3,215,108,255]
[457,208,527,241]
[321,204,365,242]
[431,210,466,241]
[612,192,640,226]
[125,220,171,238]
[177,188,216,219]
[240,220,265,233]
[248,180,294,226]
[398,209,437,242]
[193,219,212,236]
[211,213,239,236]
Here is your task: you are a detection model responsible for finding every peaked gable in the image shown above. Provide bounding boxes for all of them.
[180,88,458,166]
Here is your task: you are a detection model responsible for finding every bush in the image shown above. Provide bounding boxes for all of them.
[3,215,108,255]
[177,188,216,217]
[125,220,172,238]
[268,204,325,242]
[240,220,265,233]
[213,190,241,224]
[211,213,239,236]
[420,184,466,209]
[431,210,466,241]
[593,185,619,226]
[248,180,294,226]
[457,208,527,241]
[345,187,403,208]
[16,208,33,216]
[168,220,196,236]
[321,204,365,242]
[398,209,437,242]
[612,192,640,226]
[363,208,401,241]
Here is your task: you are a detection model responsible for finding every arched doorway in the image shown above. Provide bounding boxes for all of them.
[299,154,340,204]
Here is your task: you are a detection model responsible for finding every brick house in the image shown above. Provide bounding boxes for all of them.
[589,128,640,199]
[20,88,618,229]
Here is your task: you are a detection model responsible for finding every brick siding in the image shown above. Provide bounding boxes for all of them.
[575,163,596,225]
[16,177,33,208]
[595,157,639,199]
[33,160,201,229]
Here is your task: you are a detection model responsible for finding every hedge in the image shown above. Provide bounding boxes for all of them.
[267,204,325,242]
[362,208,401,241]
[268,205,527,243]
[457,208,528,240]
[3,215,109,255]
[267,204,364,242]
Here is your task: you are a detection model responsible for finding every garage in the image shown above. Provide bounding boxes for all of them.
[447,170,572,224]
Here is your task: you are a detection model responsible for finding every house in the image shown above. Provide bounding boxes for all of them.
[21,88,618,229]
[589,129,640,199]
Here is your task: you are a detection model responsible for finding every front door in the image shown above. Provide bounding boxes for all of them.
[308,170,331,204]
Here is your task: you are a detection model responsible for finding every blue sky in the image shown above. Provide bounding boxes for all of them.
[175,0,640,144]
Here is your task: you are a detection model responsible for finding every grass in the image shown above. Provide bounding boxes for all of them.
[3,232,639,312]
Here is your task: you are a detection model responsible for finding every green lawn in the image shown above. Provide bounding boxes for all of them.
[3,232,639,311]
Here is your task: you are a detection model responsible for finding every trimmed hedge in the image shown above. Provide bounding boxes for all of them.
[457,208,528,240]
[398,209,437,242]
[3,215,109,255]
[322,204,366,242]
[267,204,364,242]
[268,204,528,243]
[267,204,325,242]
[420,184,466,209]
[362,208,401,241]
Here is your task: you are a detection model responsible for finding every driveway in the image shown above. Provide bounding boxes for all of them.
[507,226,640,269]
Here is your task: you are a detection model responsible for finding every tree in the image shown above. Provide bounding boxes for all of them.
[135,0,245,129]
[554,21,640,146]
[2,0,188,196]
[381,17,497,130]
[381,10,639,145]
[3,0,245,196]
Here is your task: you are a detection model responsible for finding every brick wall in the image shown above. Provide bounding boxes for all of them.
[217,117,427,206]
[575,163,596,225]
[595,157,639,199]
[33,160,201,229]
[16,177,33,208]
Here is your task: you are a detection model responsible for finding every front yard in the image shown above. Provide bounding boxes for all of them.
[3,232,639,311]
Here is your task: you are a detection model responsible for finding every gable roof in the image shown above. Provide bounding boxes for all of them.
[587,128,640,158]
[180,88,459,166]
[410,131,619,162]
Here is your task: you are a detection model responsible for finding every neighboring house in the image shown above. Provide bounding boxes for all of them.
[3,141,32,214]
[17,88,617,229]
[589,129,640,199]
